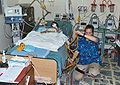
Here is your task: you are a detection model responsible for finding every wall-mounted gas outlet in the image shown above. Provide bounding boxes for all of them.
[78,6,87,14]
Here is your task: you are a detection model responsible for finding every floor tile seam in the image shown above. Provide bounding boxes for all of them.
[100,69,111,71]
[112,70,120,72]
[108,58,116,85]
[115,80,120,82]
[92,79,96,85]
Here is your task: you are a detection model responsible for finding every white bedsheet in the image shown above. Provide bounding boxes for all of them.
[16,31,68,52]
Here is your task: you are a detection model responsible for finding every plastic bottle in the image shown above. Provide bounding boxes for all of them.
[2,50,7,63]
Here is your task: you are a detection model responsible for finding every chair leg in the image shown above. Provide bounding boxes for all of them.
[70,72,73,85]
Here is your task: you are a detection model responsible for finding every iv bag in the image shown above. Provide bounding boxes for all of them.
[100,4,106,12]
[108,4,115,13]
[91,4,97,12]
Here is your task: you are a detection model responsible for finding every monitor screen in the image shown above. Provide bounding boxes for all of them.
[93,22,97,24]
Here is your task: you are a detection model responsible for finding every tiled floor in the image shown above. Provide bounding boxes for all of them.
[72,56,120,85]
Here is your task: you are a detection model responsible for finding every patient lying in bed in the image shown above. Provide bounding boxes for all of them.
[7,22,68,77]
[41,21,61,33]
[41,27,60,33]
[8,21,68,57]
[16,29,68,51]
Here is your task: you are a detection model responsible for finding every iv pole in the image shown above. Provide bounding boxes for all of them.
[28,0,51,28]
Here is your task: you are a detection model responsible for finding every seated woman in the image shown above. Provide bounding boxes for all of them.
[72,24,102,81]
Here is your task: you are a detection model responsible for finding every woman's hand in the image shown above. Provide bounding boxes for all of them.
[70,58,74,64]
[74,30,84,36]
[74,29,98,43]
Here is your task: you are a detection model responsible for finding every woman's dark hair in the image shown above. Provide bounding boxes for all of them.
[51,21,59,28]
[84,24,94,33]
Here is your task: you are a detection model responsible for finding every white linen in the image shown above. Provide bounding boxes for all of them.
[16,31,68,52]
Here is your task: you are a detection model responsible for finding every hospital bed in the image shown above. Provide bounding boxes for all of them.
[7,31,66,76]
[6,20,73,78]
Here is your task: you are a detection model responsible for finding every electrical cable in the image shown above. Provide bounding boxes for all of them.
[70,0,75,20]
[20,19,35,38]
[78,3,92,23]
[3,24,13,39]
[107,0,112,5]
[93,0,96,4]
[112,15,117,29]
[98,8,108,18]
[65,0,75,23]
[33,11,51,31]
[20,22,25,39]
[72,23,80,30]
[23,20,34,28]
[81,12,92,21]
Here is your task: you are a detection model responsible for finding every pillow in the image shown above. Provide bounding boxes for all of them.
[35,26,47,32]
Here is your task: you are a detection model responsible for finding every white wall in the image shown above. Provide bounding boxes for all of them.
[0,15,12,50]
[0,0,119,50]
[4,0,19,6]
[18,0,120,25]
[0,0,19,50]
[18,0,68,21]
